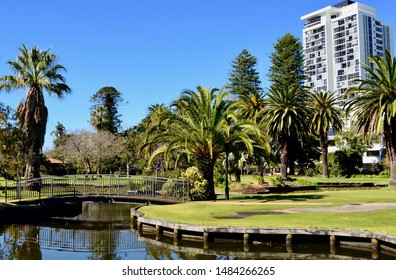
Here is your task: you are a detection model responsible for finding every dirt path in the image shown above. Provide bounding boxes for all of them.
[213,202,396,219]
[287,202,396,213]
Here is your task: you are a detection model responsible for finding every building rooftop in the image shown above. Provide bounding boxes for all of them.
[332,0,355,8]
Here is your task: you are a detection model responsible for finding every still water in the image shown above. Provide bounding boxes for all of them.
[0,202,395,260]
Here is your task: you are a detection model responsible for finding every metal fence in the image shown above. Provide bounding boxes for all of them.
[1,175,190,203]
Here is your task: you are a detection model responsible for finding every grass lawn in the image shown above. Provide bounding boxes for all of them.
[139,186,396,236]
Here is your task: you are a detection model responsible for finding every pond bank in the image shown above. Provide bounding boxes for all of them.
[131,204,396,258]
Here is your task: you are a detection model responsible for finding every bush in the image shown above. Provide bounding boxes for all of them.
[269,176,286,187]
[159,179,183,199]
[306,168,316,177]
[182,166,210,201]
[379,170,390,177]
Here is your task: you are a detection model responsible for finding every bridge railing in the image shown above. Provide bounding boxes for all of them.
[2,175,190,203]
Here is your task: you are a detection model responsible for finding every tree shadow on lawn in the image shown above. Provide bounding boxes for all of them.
[227,194,325,202]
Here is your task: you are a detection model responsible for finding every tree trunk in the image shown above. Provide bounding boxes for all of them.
[225,151,229,200]
[18,86,47,181]
[258,163,265,184]
[24,148,41,180]
[197,156,217,200]
[320,132,329,178]
[235,169,241,182]
[385,120,396,186]
[280,137,288,179]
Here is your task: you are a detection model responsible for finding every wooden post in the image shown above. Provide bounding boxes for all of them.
[371,238,379,250]
[330,235,336,246]
[156,225,163,235]
[244,242,250,252]
[174,228,181,239]
[203,232,210,242]
[372,250,379,260]
[243,233,250,244]
[330,235,337,254]
[286,234,292,245]
[286,234,293,253]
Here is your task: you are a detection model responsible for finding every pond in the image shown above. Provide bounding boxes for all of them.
[0,202,395,260]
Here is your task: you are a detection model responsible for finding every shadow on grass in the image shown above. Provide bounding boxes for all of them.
[223,194,326,202]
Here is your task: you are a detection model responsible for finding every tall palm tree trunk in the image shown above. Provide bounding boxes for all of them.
[225,150,230,200]
[385,121,396,186]
[320,132,329,178]
[17,87,48,181]
[280,137,288,179]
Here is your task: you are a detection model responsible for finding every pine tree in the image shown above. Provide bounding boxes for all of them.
[266,33,308,176]
[227,49,262,99]
[268,33,305,90]
[90,86,124,134]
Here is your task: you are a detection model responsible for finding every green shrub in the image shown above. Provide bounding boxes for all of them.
[182,166,210,201]
[306,168,316,177]
[379,170,390,177]
[159,179,183,199]
[269,176,285,187]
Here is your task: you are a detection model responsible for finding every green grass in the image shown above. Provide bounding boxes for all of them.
[139,186,396,236]
[293,175,389,185]
[219,174,390,191]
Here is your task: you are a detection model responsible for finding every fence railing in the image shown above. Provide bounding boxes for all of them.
[1,175,190,203]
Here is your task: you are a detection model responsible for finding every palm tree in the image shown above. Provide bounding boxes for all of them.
[260,85,310,179]
[143,86,267,200]
[142,103,169,128]
[0,44,71,180]
[90,105,108,131]
[235,90,266,122]
[221,108,268,199]
[234,91,273,183]
[309,90,343,178]
[346,49,396,186]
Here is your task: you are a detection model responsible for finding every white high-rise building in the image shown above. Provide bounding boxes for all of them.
[301,0,393,105]
[301,0,394,170]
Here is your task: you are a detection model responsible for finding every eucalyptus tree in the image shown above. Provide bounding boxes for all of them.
[143,86,268,200]
[62,130,117,174]
[309,90,343,178]
[345,49,396,186]
[0,44,71,180]
[260,85,310,179]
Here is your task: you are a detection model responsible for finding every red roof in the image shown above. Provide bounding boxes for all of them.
[48,158,63,164]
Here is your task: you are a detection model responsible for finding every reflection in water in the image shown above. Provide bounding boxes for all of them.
[1,202,396,260]
[140,232,396,260]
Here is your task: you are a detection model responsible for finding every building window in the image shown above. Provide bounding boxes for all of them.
[367,151,380,157]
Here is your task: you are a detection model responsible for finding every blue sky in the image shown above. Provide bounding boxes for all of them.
[1,0,395,150]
